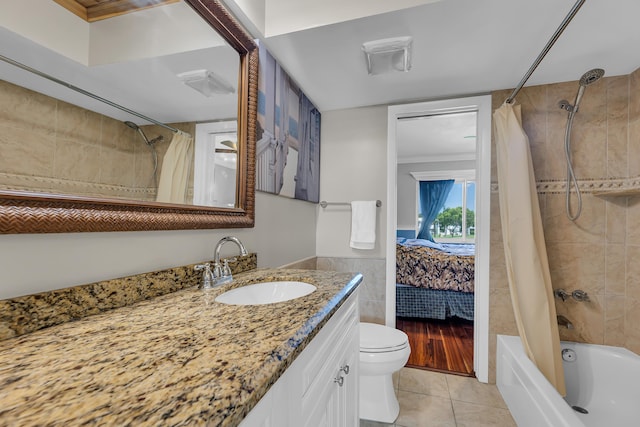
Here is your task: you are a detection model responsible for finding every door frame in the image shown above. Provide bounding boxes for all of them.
[386,95,492,383]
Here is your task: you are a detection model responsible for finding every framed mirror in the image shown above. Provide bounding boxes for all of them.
[0,0,257,233]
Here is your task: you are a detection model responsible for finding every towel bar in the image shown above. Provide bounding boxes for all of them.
[320,200,382,208]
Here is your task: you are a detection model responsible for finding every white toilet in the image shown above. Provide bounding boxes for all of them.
[359,322,411,423]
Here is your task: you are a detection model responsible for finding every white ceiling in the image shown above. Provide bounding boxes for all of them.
[244,0,640,112]
[396,112,477,163]
[225,0,640,161]
[0,1,238,125]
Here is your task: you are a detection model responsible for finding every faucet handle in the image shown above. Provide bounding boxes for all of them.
[222,259,232,277]
[571,289,590,302]
[194,263,214,289]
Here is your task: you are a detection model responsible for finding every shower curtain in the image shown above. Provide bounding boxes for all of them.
[493,102,566,396]
[156,131,194,204]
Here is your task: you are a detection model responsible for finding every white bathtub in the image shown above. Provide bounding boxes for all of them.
[497,335,640,427]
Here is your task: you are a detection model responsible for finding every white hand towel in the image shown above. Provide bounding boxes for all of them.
[350,201,377,250]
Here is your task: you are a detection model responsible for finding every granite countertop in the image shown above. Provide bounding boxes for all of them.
[0,268,362,427]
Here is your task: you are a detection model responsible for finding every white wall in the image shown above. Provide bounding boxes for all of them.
[316,106,387,258]
[0,192,316,299]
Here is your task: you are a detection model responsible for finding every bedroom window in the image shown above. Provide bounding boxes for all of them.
[431,180,475,243]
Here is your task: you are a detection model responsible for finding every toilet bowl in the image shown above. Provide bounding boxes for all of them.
[359,322,410,423]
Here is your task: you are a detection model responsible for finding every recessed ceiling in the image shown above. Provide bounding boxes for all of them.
[53,0,179,22]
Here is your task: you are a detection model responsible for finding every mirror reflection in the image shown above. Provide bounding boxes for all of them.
[0,0,240,208]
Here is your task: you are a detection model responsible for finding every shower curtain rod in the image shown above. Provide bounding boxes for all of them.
[505,0,585,104]
[0,54,179,133]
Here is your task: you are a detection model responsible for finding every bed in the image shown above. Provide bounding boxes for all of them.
[396,237,475,321]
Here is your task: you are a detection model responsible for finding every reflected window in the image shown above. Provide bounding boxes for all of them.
[193,121,237,208]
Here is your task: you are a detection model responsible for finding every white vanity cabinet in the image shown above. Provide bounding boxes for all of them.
[240,290,360,427]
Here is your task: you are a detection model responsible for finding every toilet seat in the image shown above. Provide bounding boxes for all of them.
[360,323,409,353]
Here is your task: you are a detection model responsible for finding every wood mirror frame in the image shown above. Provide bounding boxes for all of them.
[0,0,257,234]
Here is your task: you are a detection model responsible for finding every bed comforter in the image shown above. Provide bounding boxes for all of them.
[396,239,475,293]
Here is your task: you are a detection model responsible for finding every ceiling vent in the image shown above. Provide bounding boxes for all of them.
[177,69,235,97]
[362,36,413,75]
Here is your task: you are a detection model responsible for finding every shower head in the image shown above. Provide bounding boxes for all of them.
[559,68,605,114]
[573,68,605,112]
[123,121,163,146]
[579,68,605,86]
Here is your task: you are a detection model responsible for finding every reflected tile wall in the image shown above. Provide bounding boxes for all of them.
[0,80,192,201]
[490,67,640,382]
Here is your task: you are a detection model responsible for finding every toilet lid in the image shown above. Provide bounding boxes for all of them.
[360,323,408,353]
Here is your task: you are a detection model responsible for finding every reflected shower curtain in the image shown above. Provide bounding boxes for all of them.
[156,131,194,204]
[494,102,566,396]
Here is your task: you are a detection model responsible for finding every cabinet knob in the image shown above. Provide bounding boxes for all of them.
[340,364,350,375]
[334,375,344,387]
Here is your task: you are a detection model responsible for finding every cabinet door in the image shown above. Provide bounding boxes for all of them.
[303,379,341,427]
[302,320,359,427]
[337,331,359,426]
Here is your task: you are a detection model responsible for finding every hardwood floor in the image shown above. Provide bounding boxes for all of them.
[396,317,474,377]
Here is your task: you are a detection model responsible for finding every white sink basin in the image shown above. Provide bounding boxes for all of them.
[214,281,316,305]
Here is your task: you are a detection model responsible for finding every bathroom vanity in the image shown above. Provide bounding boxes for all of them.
[0,268,362,426]
[240,287,359,426]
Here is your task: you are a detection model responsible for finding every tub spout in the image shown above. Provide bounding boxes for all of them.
[557,315,573,329]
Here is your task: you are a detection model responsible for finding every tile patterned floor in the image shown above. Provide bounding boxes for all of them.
[360,368,516,427]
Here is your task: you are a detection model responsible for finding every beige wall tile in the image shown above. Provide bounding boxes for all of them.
[605,244,626,295]
[0,125,55,177]
[546,242,605,296]
[606,197,628,244]
[546,81,577,181]
[604,295,625,346]
[543,193,605,245]
[625,244,640,301]
[628,68,640,176]
[489,242,508,291]
[53,139,102,183]
[56,101,102,145]
[625,197,640,245]
[519,86,549,180]
[570,79,608,180]
[624,297,640,354]
[0,81,57,135]
[606,76,630,178]
[489,288,517,336]
[99,146,135,187]
[102,116,136,152]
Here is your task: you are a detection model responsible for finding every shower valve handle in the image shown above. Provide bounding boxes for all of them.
[554,289,569,301]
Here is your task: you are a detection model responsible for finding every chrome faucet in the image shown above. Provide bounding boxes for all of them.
[557,315,574,329]
[212,236,248,285]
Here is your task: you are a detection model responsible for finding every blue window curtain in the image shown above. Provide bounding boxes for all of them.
[417,179,455,242]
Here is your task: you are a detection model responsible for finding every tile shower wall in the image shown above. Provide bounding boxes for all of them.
[0,80,194,201]
[489,66,640,381]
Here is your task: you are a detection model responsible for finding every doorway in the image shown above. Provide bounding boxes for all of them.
[386,95,491,382]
